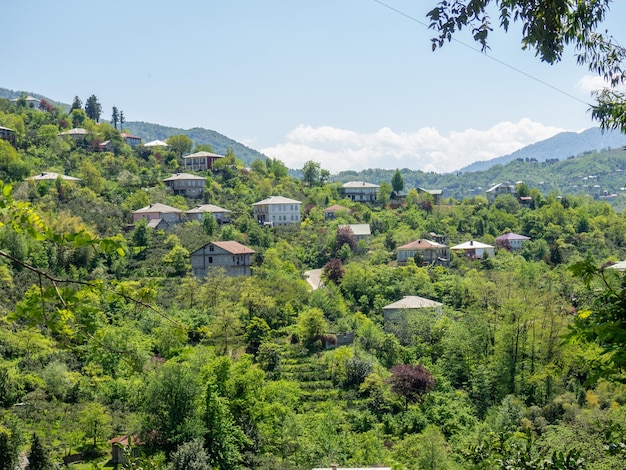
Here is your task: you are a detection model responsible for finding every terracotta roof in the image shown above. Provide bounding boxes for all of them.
[108,434,143,446]
[253,196,301,205]
[324,204,349,212]
[121,133,141,139]
[209,241,255,255]
[133,203,183,214]
[383,295,442,310]
[397,239,446,250]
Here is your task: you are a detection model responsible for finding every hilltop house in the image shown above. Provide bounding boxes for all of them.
[339,181,379,203]
[417,187,443,205]
[10,95,40,108]
[451,240,495,260]
[383,296,443,343]
[58,128,90,140]
[190,241,255,277]
[121,132,141,148]
[486,182,517,202]
[183,151,224,172]
[132,203,184,229]
[0,126,16,145]
[396,239,449,266]
[186,204,231,224]
[324,204,350,220]
[253,196,301,226]
[495,232,530,251]
[163,173,206,197]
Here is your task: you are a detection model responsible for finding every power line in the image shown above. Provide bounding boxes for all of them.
[372,0,592,107]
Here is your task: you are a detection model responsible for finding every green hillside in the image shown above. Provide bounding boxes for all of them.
[3,94,626,469]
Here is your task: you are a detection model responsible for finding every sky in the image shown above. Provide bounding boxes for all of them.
[3,1,625,173]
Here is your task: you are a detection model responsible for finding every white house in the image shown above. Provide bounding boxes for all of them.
[132,203,184,228]
[450,240,495,260]
[253,196,301,226]
[486,182,517,202]
[339,181,380,203]
[190,241,255,277]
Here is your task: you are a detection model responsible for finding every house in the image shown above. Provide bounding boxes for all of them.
[338,224,371,241]
[183,151,224,172]
[396,239,449,266]
[417,187,443,205]
[10,95,40,108]
[144,139,168,148]
[108,435,141,465]
[450,240,495,260]
[163,173,206,197]
[190,241,255,277]
[339,181,380,203]
[253,196,302,226]
[0,126,16,145]
[324,204,350,220]
[121,132,141,148]
[486,182,517,202]
[132,203,184,228]
[495,232,530,251]
[186,204,231,224]
[383,296,442,340]
[27,172,81,182]
[58,128,90,139]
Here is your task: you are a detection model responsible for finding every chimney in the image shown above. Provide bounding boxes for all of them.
[470,240,473,246]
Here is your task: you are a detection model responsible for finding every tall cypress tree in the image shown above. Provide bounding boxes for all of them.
[26,433,53,470]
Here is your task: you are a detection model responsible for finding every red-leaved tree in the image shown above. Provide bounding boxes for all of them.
[388,364,435,410]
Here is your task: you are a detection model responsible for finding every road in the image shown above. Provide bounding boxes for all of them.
[304,269,323,290]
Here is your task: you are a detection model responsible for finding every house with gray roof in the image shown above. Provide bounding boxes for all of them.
[339,181,379,203]
[183,151,224,172]
[163,173,206,197]
[186,204,231,224]
[253,196,301,226]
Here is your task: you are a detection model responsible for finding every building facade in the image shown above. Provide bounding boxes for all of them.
[190,241,255,277]
[396,239,449,266]
[339,181,380,202]
[253,196,301,226]
[183,151,224,172]
[163,173,207,197]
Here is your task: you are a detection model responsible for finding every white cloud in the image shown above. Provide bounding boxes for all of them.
[576,75,609,93]
[260,119,564,174]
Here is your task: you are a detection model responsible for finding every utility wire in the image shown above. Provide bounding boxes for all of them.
[372,0,592,107]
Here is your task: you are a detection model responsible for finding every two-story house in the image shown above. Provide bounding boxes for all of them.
[324,204,350,220]
[396,239,449,266]
[339,181,380,202]
[495,232,530,251]
[190,241,255,277]
[132,203,184,229]
[253,196,302,226]
[121,133,142,148]
[163,173,207,197]
[486,182,517,203]
[183,151,224,172]
[0,126,16,145]
[186,204,231,224]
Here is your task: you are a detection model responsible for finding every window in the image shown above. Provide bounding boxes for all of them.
[209,245,214,252]
[208,256,213,263]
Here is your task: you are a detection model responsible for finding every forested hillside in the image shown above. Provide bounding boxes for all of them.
[2,96,626,469]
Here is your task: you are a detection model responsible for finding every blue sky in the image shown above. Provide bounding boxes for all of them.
[4,1,625,173]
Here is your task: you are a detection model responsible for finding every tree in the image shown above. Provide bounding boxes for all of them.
[0,424,21,470]
[322,258,345,285]
[79,403,112,450]
[167,134,193,157]
[204,382,247,469]
[336,225,357,252]
[388,363,436,410]
[119,110,126,129]
[427,1,626,132]
[170,439,211,470]
[70,96,82,111]
[112,106,119,130]
[391,169,404,196]
[84,94,102,122]
[25,433,54,470]
[302,160,321,186]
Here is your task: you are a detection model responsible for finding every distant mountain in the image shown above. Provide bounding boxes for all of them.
[460,127,626,173]
[123,121,267,165]
[0,86,267,164]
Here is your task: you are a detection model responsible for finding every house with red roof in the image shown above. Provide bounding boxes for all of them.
[396,239,449,266]
[190,241,255,277]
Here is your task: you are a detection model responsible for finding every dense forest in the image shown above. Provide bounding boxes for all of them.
[2,95,626,470]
